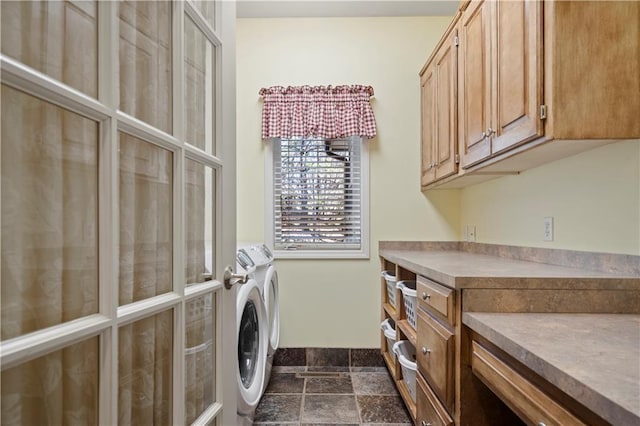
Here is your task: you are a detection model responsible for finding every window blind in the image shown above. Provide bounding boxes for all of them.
[273,137,362,251]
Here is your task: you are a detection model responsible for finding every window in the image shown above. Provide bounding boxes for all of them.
[267,136,369,259]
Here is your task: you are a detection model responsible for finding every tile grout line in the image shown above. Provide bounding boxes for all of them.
[352,372,365,425]
[299,376,307,424]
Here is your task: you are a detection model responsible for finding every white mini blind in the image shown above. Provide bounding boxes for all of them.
[273,137,363,251]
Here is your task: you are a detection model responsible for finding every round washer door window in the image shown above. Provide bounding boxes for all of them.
[238,300,259,389]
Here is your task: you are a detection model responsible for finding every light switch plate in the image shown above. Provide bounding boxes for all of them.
[544,217,554,241]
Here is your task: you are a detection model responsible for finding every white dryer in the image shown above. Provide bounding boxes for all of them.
[235,251,268,425]
[237,244,280,392]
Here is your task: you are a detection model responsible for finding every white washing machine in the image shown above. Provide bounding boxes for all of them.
[237,244,280,393]
[235,250,268,425]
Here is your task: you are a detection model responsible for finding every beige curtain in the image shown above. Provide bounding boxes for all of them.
[1,86,99,424]
[183,159,212,426]
[185,160,207,285]
[115,1,175,423]
[1,2,99,424]
[117,133,173,425]
[185,294,215,424]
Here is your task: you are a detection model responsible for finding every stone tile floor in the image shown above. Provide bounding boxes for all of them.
[254,366,412,425]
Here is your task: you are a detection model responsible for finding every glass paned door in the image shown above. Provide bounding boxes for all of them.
[0,1,237,425]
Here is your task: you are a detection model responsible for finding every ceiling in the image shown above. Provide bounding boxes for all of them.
[236,0,460,18]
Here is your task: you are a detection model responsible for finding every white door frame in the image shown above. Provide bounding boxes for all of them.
[219,0,239,424]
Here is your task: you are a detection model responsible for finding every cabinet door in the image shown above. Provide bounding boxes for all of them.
[434,29,458,181]
[421,68,437,187]
[460,0,492,168]
[491,0,543,154]
[417,310,455,412]
[417,373,454,426]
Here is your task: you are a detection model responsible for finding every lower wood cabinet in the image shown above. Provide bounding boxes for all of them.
[417,373,454,426]
[417,309,455,412]
[417,275,455,324]
[380,253,633,425]
[470,341,587,426]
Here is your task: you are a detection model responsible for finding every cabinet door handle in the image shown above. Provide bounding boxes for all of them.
[422,346,431,355]
[481,131,487,139]
[422,292,430,300]
[486,127,496,136]
[421,421,432,426]
[538,423,547,426]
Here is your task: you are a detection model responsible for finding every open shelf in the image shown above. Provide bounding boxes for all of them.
[397,319,417,347]
[396,379,417,421]
[383,351,399,380]
[383,303,397,320]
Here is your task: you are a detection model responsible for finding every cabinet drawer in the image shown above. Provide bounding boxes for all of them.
[417,373,453,426]
[417,275,454,324]
[471,341,587,426]
[417,310,455,411]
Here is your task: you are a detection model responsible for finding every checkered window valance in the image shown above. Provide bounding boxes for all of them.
[259,85,377,140]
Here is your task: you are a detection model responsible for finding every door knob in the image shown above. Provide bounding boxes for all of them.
[224,265,248,289]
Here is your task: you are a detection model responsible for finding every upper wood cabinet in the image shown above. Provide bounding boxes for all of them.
[420,17,459,188]
[491,0,543,155]
[459,0,491,168]
[422,0,639,189]
[460,0,543,169]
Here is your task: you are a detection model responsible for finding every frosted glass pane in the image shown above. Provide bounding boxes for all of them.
[185,160,215,285]
[185,293,216,423]
[1,85,98,340]
[1,337,99,425]
[185,16,216,154]
[119,133,173,306]
[1,1,98,97]
[119,310,173,425]
[119,0,172,133]
[191,0,216,30]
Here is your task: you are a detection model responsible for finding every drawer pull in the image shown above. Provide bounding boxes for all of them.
[422,346,431,355]
[422,292,431,300]
[421,421,432,426]
[538,423,547,426]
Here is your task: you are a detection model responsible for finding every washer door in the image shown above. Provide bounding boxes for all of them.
[263,266,280,354]
[236,279,267,410]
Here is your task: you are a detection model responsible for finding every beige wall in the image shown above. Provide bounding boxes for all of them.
[236,16,458,348]
[460,139,640,255]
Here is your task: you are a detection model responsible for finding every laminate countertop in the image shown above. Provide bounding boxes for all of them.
[378,248,640,290]
[463,313,640,426]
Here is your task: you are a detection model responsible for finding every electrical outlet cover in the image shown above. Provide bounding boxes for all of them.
[544,217,554,241]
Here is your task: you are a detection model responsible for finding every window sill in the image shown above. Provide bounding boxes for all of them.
[273,249,370,260]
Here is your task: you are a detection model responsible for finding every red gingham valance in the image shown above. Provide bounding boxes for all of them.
[258,85,377,140]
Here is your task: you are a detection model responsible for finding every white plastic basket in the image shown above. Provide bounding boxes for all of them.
[381,270,398,307]
[393,340,417,402]
[397,280,417,329]
[380,318,397,362]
